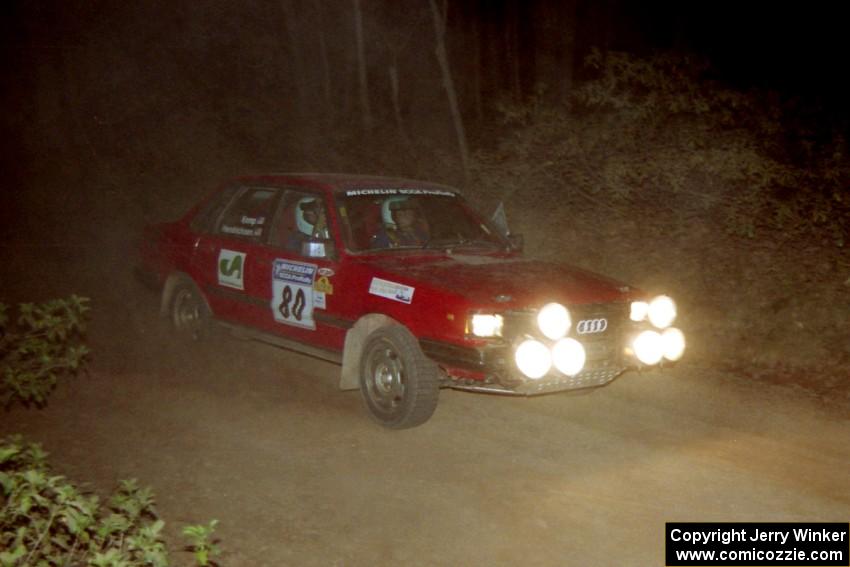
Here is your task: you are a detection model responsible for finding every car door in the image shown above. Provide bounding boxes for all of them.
[190,185,281,326]
[246,187,348,352]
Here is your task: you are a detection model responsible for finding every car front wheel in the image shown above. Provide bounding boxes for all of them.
[359,325,439,429]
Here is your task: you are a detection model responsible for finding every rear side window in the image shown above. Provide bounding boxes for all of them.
[190,185,240,233]
[215,187,279,241]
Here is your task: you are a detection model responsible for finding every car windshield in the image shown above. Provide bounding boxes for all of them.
[337,189,506,252]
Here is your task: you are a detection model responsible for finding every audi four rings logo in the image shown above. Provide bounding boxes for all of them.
[576,318,608,334]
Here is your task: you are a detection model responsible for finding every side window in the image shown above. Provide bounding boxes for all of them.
[270,189,334,258]
[215,187,279,241]
[336,195,381,251]
[190,185,240,233]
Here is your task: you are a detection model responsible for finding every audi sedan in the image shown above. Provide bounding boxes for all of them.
[138,173,685,428]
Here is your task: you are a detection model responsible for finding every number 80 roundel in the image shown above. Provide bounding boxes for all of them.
[271,259,317,330]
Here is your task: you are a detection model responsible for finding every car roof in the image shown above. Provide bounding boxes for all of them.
[231,173,461,196]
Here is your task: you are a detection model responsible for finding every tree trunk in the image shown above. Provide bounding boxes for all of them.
[313,0,334,124]
[282,0,307,119]
[353,0,372,131]
[428,0,470,181]
[504,0,522,102]
[534,0,576,102]
[388,64,411,148]
[471,16,483,121]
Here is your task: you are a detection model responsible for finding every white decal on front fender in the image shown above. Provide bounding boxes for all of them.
[369,277,415,304]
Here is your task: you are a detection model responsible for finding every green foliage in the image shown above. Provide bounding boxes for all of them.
[182,520,221,566]
[1,298,224,565]
[0,435,163,566]
[474,49,849,249]
[0,296,90,407]
[472,49,850,379]
[0,436,220,566]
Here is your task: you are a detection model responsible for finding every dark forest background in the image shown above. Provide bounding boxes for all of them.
[1,0,848,395]
[2,1,847,197]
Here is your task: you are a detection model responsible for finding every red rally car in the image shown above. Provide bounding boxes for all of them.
[138,173,685,429]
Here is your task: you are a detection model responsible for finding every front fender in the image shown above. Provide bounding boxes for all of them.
[339,313,397,390]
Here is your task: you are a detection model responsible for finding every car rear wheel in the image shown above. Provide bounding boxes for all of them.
[359,325,439,429]
[169,281,210,341]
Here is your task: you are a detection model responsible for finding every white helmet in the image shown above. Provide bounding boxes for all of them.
[295,197,318,235]
[381,196,415,227]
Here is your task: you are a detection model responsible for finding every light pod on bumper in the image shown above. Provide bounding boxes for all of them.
[515,339,552,379]
[537,303,571,340]
[633,330,664,365]
[648,295,677,329]
[661,327,686,361]
[552,338,586,376]
[630,301,649,322]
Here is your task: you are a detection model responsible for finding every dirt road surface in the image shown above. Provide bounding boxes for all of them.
[1,247,848,566]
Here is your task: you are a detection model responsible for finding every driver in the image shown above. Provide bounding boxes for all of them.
[372,196,429,248]
[287,196,328,251]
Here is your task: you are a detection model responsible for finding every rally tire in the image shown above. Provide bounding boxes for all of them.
[359,325,439,429]
[169,281,211,341]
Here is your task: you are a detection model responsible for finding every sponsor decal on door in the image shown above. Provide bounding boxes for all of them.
[271,259,318,330]
[218,249,246,290]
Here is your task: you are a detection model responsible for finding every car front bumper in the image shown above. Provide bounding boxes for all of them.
[419,336,629,396]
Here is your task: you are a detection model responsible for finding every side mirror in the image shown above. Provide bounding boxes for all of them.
[490,202,509,236]
[508,233,524,252]
[490,201,522,252]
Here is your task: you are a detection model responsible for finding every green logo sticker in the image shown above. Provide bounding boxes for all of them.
[217,250,246,290]
[220,255,242,278]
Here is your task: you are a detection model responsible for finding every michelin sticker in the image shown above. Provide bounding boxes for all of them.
[369,277,415,304]
[272,259,318,330]
[218,249,246,290]
[345,188,455,197]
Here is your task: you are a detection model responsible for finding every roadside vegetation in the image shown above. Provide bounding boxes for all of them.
[469,50,849,400]
[1,298,221,566]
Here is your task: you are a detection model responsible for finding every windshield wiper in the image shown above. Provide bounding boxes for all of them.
[422,237,464,250]
[447,239,501,250]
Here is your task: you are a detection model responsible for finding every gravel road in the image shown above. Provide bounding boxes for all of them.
[2,281,847,566]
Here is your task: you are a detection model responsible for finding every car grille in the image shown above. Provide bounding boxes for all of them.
[504,302,629,342]
[505,302,630,395]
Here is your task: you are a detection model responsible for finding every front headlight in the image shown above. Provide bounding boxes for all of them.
[515,339,552,379]
[469,314,503,337]
[648,295,677,329]
[537,302,571,340]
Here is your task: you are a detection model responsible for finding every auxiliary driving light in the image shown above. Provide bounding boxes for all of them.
[630,300,649,322]
[648,295,677,329]
[552,338,586,376]
[633,330,664,365]
[537,303,571,340]
[661,327,686,361]
[515,339,552,379]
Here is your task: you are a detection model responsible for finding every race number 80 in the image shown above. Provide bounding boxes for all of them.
[278,285,306,320]
[271,259,317,330]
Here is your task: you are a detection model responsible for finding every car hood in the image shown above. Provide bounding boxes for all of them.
[361,253,634,308]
